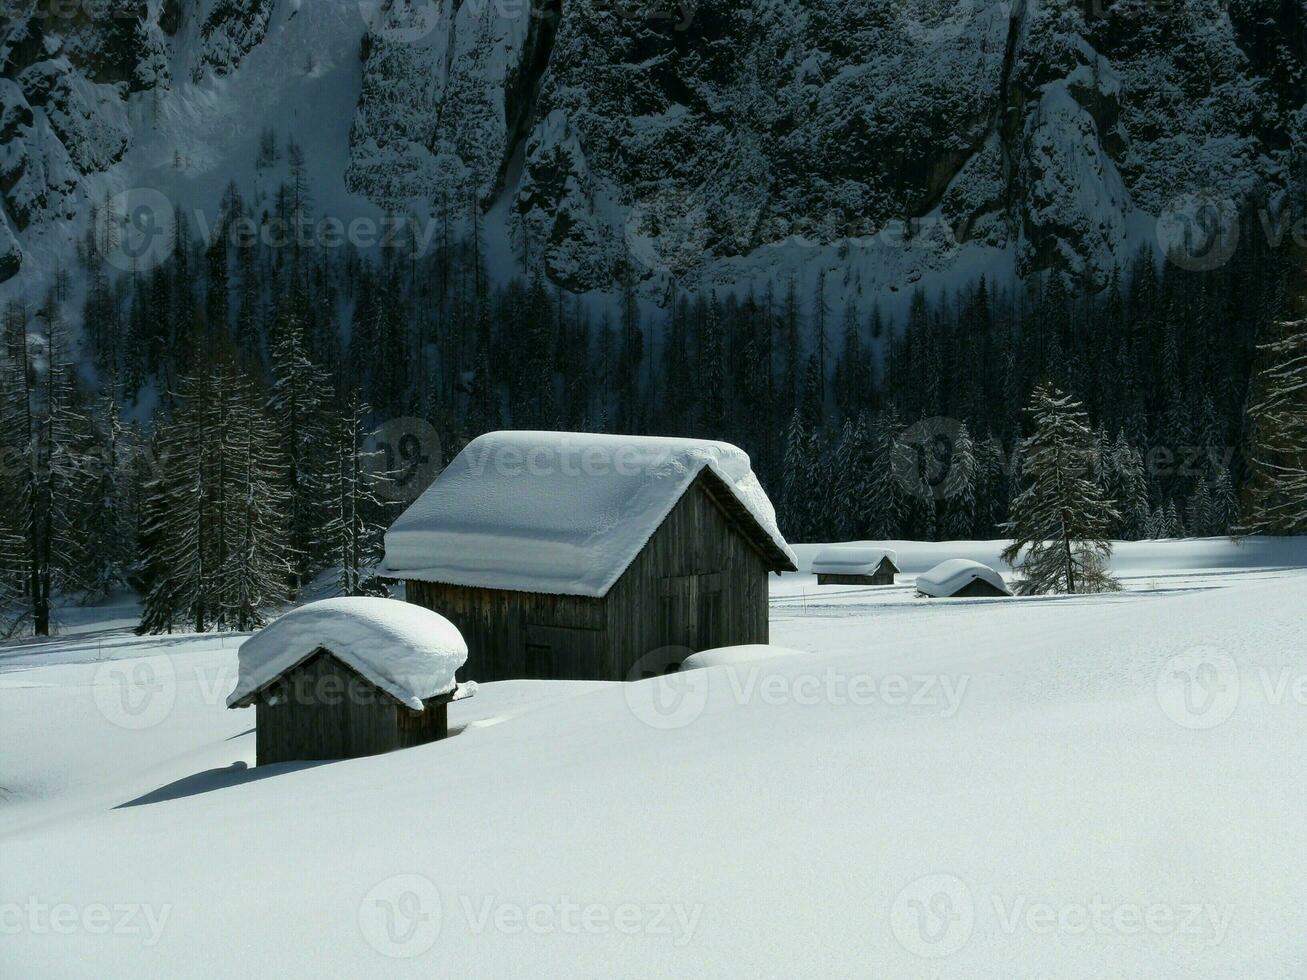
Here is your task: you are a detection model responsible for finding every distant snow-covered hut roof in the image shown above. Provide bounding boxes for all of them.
[810,546,899,576]
[380,431,797,597]
[227,598,468,711]
[915,559,1011,598]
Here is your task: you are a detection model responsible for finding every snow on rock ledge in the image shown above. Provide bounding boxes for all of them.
[382,431,796,597]
[227,598,468,711]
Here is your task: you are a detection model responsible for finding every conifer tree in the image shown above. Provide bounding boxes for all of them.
[941,423,977,539]
[268,309,330,590]
[1002,384,1120,594]
[1240,317,1307,534]
[321,386,389,596]
[79,390,134,600]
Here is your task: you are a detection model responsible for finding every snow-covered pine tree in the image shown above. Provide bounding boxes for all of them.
[1164,499,1184,538]
[1109,431,1151,539]
[1210,466,1239,533]
[1186,477,1214,537]
[781,410,814,541]
[268,309,331,591]
[698,296,727,436]
[864,408,908,540]
[138,372,213,634]
[1001,384,1120,594]
[1240,317,1307,534]
[941,422,977,539]
[321,386,389,597]
[0,335,30,633]
[140,346,295,633]
[0,293,98,634]
[218,368,292,630]
[79,389,134,600]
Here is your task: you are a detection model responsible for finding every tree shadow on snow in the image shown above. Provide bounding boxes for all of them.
[116,759,336,808]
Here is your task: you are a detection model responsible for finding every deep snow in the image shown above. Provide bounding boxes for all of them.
[3,537,1307,977]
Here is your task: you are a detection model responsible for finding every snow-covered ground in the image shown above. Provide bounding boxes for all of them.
[3,538,1307,977]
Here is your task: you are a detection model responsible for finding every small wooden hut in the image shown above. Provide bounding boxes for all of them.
[915,559,1011,598]
[381,431,798,682]
[227,597,472,765]
[811,546,899,586]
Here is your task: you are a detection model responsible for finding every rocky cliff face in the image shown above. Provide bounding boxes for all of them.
[2,0,1303,296]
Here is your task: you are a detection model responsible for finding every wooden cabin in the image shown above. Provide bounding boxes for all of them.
[227,598,472,765]
[915,559,1012,598]
[811,546,899,586]
[381,432,798,682]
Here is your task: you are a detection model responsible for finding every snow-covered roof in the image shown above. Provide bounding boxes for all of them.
[810,546,899,575]
[915,559,1011,598]
[227,598,468,711]
[381,431,797,597]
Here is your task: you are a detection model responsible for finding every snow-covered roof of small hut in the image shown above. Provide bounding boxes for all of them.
[810,546,899,575]
[915,559,1011,598]
[227,598,468,711]
[381,431,797,597]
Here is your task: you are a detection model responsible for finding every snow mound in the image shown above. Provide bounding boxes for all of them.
[382,431,796,597]
[679,644,807,671]
[227,598,467,711]
[916,559,1011,598]
[810,546,898,576]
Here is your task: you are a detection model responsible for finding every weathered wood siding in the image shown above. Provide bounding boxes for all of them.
[406,471,772,682]
[949,579,1009,598]
[607,471,770,677]
[254,650,448,765]
[406,580,608,681]
[816,571,895,586]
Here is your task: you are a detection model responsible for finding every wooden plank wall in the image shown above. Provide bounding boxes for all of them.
[608,472,770,677]
[254,651,448,764]
[405,471,772,682]
[407,579,608,682]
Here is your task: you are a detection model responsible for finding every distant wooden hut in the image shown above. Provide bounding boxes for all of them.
[915,559,1011,598]
[811,546,899,586]
[227,598,472,765]
[381,432,798,682]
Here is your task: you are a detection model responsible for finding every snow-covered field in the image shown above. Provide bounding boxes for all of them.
[3,538,1307,977]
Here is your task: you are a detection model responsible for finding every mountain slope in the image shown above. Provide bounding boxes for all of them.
[0,0,1302,304]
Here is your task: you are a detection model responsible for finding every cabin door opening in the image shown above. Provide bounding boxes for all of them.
[660,573,724,652]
